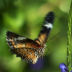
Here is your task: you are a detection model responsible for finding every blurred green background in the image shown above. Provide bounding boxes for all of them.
[0,0,71,72]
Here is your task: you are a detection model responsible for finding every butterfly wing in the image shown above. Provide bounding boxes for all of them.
[35,12,54,46]
[6,31,41,64]
[6,31,41,49]
[10,48,39,64]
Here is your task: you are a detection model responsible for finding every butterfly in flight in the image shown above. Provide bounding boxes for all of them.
[6,12,54,64]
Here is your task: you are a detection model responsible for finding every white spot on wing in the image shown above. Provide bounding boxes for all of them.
[44,22,53,29]
[18,37,26,40]
[6,38,11,41]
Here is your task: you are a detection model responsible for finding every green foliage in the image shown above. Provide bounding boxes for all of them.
[0,0,71,72]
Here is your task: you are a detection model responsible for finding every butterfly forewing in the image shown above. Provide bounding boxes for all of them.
[6,31,41,49]
[35,12,54,46]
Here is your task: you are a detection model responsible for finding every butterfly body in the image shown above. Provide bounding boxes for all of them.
[6,12,54,64]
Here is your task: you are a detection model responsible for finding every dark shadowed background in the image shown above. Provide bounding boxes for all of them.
[0,0,71,72]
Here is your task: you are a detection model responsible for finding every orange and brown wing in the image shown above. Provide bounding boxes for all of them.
[10,48,39,64]
[35,12,54,46]
[6,31,42,64]
[6,31,41,49]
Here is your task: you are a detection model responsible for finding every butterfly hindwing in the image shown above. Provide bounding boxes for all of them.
[35,12,54,46]
[10,48,39,64]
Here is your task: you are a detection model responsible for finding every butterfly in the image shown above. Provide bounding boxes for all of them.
[6,12,54,64]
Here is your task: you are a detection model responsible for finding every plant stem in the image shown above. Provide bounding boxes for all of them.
[67,0,72,72]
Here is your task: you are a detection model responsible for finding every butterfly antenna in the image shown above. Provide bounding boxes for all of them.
[47,32,60,42]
